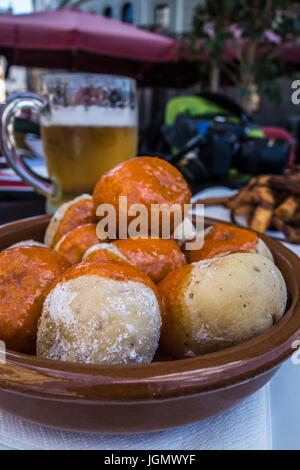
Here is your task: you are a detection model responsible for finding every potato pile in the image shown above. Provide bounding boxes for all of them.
[0,157,288,364]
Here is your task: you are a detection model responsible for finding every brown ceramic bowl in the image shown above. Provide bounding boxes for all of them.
[0,214,299,434]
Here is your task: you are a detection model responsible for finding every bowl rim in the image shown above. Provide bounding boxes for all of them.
[0,215,300,403]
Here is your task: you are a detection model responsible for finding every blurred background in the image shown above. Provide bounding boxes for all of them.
[0,0,300,221]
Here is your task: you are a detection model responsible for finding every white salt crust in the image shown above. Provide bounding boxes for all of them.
[252,238,274,261]
[83,243,131,263]
[192,256,223,270]
[6,240,47,250]
[185,253,287,349]
[53,230,71,253]
[37,275,161,365]
[44,194,92,247]
[41,106,137,127]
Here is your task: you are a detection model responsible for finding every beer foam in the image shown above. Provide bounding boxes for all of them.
[41,106,137,127]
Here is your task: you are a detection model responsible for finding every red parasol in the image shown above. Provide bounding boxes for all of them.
[0,9,298,87]
[0,9,192,87]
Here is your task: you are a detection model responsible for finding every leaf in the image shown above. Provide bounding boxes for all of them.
[187,0,300,104]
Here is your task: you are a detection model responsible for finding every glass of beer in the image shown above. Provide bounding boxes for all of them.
[0,73,138,210]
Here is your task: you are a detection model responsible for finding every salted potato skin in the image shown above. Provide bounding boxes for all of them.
[253,238,274,261]
[187,223,274,263]
[45,194,95,249]
[54,223,99,265]
[158,253,287,358]
[37,261,162,365]
[83,243,132,265]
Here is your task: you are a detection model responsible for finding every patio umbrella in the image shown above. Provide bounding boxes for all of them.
[0,8,196,87]
[1,9,299,87]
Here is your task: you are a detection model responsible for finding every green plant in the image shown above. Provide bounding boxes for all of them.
[186,0,300,111]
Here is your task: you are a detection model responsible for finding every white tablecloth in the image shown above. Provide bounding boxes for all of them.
[0,385,272,450]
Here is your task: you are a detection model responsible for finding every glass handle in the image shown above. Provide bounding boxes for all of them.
[0,92,52,197]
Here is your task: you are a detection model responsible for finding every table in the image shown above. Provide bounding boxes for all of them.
[0,196,45,225]
[0,198,299,450]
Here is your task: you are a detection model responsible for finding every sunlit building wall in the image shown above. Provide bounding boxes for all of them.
[33,0,202,33]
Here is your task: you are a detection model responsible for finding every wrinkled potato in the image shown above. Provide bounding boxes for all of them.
[158,253,287,358]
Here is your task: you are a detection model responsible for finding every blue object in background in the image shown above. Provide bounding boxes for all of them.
[122,3,134,24]
[197,121,211,136]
